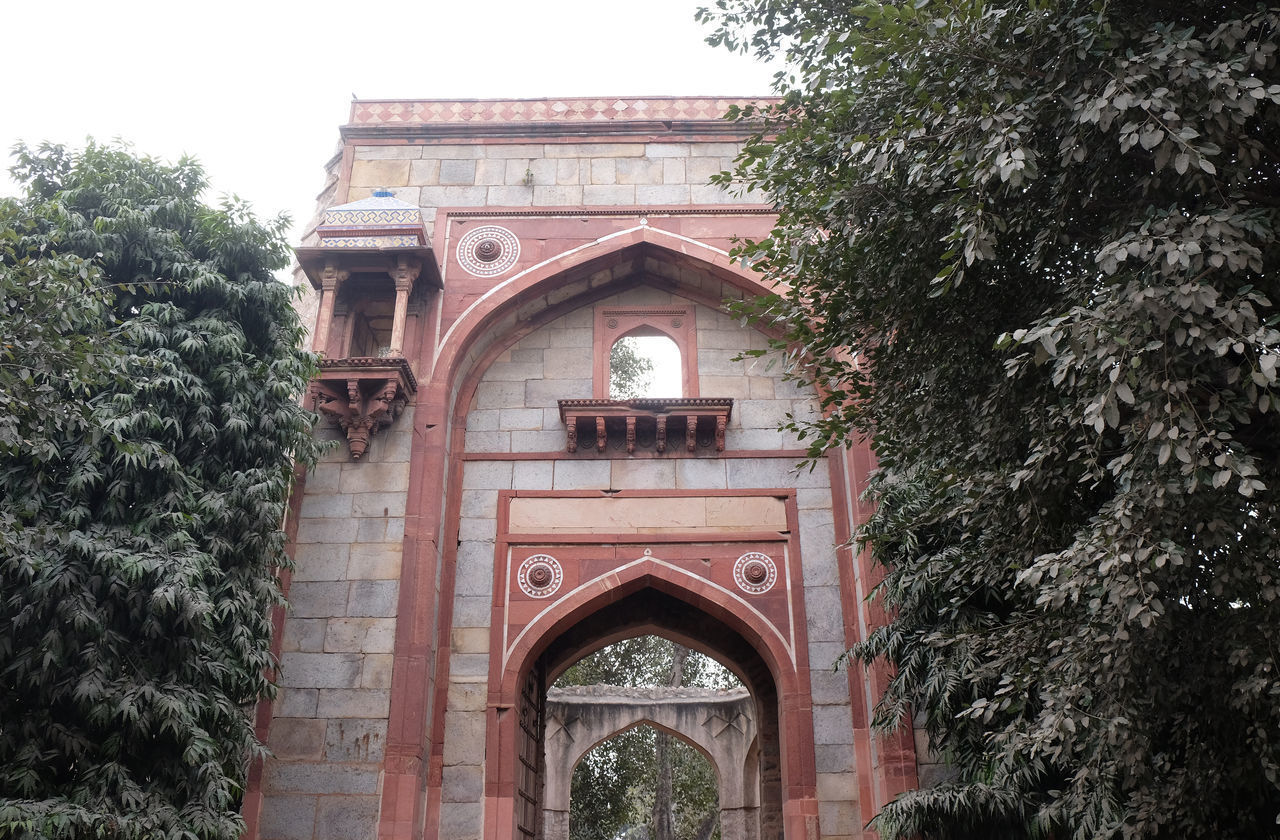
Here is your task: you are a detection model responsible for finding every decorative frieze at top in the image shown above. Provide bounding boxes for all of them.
[558,398,733,455]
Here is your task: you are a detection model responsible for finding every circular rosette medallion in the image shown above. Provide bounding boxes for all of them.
[733,552,778,595]
[517,554,563,599]
[456,225,520,277]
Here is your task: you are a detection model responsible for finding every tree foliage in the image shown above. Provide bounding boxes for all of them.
[0,142,322,839]
[699,1,1280,837]
[609,336,657,399]
[555,637,736,840]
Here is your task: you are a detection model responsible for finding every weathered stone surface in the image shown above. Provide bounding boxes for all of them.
[325,718,387,762]
[288,582,349,619]
[347,580,399,617]
[265,762,380,795]
[452,595,491,628]
[442,764,485,802]
[361,653,394,688]
[258,794,317,840]
[346,543,402,580]
[350,159,409,187]
[291,544,351,582]
[437,801,484,840]
[675,458,728,489]
[325,617,396,654]
[442,710,487,765]
[275,687,318,718]
[314,796,382,840]
[316,688,391,719]
[461,461,513,491]
[812,704,856,746]
[512,460,554,490]
[815,743,856,774]
[351,491,407,518]
[338,461,411,494]
[282,618,326,653]
[279,653,363,689]
[551,460,610,490]
[269,718,327,761]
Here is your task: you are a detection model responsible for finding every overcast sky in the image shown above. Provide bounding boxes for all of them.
[2,0,779,246]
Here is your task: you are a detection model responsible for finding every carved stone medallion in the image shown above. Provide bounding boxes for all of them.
[457,225,520,277]
[517,554,563,599]
[733,552,778,595]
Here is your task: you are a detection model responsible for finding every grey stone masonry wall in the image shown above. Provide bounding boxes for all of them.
[348,141,767,239]
[258,410,413,840]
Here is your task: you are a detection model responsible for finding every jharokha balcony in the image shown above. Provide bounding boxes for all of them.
[558,398,733,455]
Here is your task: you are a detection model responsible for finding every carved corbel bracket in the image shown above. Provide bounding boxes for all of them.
[311,357,417,460]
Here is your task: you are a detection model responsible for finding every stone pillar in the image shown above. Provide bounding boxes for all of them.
[543,808,569,840]
[312,262,348,356]
[388,256,420,356]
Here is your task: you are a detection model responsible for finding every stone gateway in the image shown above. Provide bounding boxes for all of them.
[245,98,938,840]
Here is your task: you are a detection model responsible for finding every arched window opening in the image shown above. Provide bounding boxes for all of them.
[568,725,720,840]
[609,333,682,399]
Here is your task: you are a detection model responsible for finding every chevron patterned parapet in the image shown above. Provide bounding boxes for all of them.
[349,97,773,125]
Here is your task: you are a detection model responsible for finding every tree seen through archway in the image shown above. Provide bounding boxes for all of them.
[555,636,740,840]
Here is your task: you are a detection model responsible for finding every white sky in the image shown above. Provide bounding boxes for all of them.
[2,0,779,249]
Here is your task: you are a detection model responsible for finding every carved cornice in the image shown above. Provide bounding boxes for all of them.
[558,398,733,454]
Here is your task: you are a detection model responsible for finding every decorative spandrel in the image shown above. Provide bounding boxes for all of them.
[311,357,417,460]
[557,398,733,454]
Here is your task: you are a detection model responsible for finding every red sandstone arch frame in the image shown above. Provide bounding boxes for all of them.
[368,233,918,840]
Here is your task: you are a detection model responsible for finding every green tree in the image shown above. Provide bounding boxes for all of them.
[0,142,323,839]
[556,637,735,840]
[699,2,1280,838]
[609,336,657,399]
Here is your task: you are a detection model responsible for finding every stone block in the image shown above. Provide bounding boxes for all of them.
[616,158,664,185]
[675,459,728,489]
[738,399,792,431]
[458,516,497,542]
[610,459,676,491]
[347,580,399,618]
[473,380,525,410]
[812,704,856,746]
[462,462,512,491]
[288,582,349,619]
[637,184,692,204]
[796,488,832,511]
[451,627,490,655]
[486,186,534,207]
[325,719,387,762]
[483,361,544,382]
[275,687,318,718]
[815,743,856,774]
[443,710,488,765]
[809,667,852,706]
[338,461,411,494]
[699,375,751,399]
[409,159,441,185]
[663,158,687,184]
[483,144,542,158]
[258,794,317,840]
[316,688,391,718]
[588,158,615,186]
[314,795,382,840]
[442,764,486,803]
[729,428,785,450]
[727,458,829,490]
[269,717,327,760]
[687,157,726,183]
[356,517,404,543]
[420,185,488,207]
[541,346,591,379]
[460,489,495,520]
[690,183,742,204]
[431,145,484,159]
[305,463,341,493]
[584,184,636,205]
[511,429,565,451]
[525,377,592,405]
[325,617,396,653]
[279,652,363,689]
[449,652,490,678]
[819,798,859,836]
[347,543,402,580]
[265,762,379,795]
[691,142,741,157]
[473,158,506,186]
[361,653,394,688]
[555,158,581,184]
[351,491,408,519]
[552,460,611,490]
[355,145,422,160]
[293,517,357,545]
[437,802,484,840]
[350,159,410,187]
[452,595,492,628]
[699,349,745,378]
[463,431,512,454]
[502,159,532,184]
[533,185,583,205]
[805,586,846,643]
[291,543,350,582]
[498,408,543,431]
[466,409,500,432]
[448,681,488,713]
[282,618,326,653]
[646,142,691,158]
